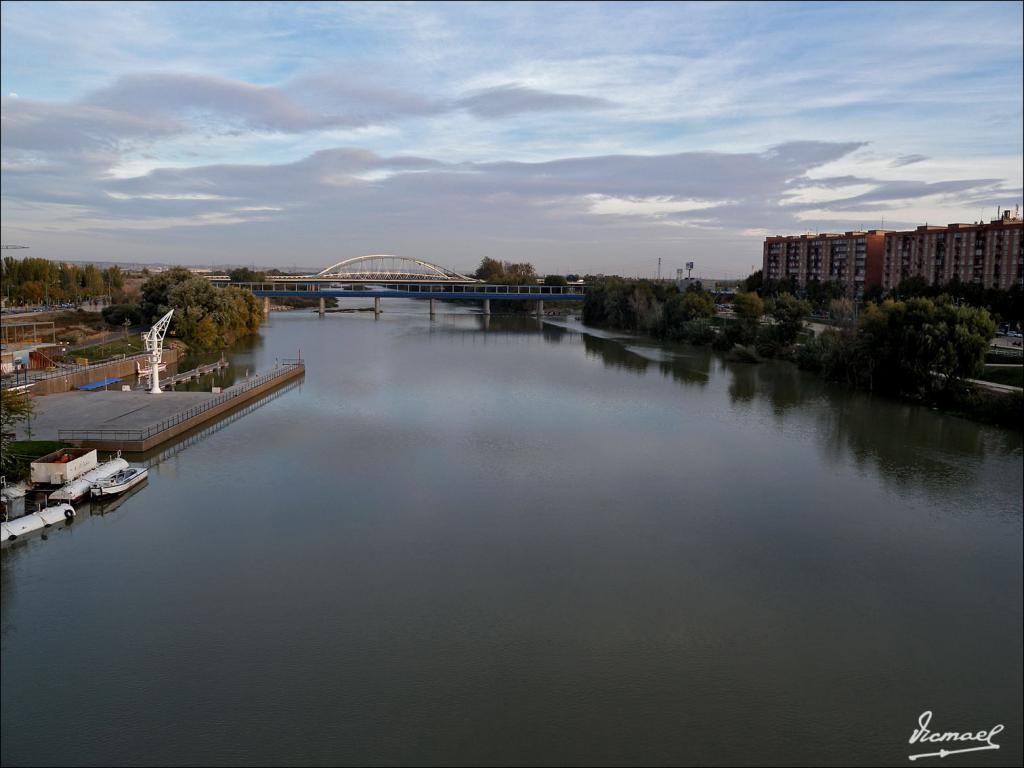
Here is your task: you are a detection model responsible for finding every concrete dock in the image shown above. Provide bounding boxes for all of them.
[16,390,216,441]
[17,361,305,452]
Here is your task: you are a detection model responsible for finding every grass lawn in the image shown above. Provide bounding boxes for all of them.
[53,310,107,330]
[5,440,67,459]
[74,337,146,361]
[978,367,1024,388]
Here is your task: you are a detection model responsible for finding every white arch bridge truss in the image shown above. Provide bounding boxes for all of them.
[316,255,474,282]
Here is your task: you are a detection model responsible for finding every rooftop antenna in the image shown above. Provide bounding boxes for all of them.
[142,309,174,394]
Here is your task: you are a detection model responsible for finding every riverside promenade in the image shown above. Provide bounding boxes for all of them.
[19,360,304,452]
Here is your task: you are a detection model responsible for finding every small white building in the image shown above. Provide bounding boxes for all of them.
[30,448,98,486]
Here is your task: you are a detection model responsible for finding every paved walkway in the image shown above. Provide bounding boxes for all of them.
[968,378,1023,395]
[17,389,215,441]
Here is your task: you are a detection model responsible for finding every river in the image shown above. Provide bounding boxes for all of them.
[2,303,1021,766]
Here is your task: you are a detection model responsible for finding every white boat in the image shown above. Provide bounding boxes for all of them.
[90,467,148,497]
[1,504,75,541]
[49,456,129,502]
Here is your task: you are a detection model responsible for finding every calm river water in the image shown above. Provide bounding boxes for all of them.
[2,304,1022,766]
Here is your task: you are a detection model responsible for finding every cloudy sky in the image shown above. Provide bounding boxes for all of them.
[2,1,1022,277]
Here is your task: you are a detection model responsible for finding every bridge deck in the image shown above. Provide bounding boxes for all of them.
[218,282,586,301]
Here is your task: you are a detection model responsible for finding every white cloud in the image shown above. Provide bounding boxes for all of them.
[779,184,879,207]
[1,1,1020,274]
[585,195,731,218]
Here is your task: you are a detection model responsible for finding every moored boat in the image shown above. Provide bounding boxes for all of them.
[1,504,75,541]
[90,467,148,497]
[49,456,129,502]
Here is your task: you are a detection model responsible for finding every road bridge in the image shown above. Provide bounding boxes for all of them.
[209,255,586,317]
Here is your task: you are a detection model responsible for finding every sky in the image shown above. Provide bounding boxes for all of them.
[1,1,1022,278]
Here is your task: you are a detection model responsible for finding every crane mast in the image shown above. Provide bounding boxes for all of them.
[142,310,174,393]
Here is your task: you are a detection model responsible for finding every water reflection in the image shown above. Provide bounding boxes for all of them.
[574,325,1021,504]
[583,333,651,373]
[2,311,1020,767]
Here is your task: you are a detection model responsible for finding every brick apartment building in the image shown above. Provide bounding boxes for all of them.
[763,208,1023,295]
[762,230,886,298]
[880,209,1023,292]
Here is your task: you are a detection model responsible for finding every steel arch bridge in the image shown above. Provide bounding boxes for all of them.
[316,254,474,282]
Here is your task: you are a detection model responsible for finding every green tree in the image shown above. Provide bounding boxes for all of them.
[140,267,194,322]
[228,267,266,283]
[0,389,35,473]
[474,257,505,282]
[102,303,143,327]
[829,298,857,329]
[503,262,537,284]
[893,275,931,299]
[583,279,660,332]
[856,297,995,396]
[83,264,105,296]
[743,269,763,294]
[732,292,764,322]
[104,265,125,291]
[661,290,714,340]
[543,274,568,286]
[138,268,262,348]
[767,293,811,345]
[862,283,885,305]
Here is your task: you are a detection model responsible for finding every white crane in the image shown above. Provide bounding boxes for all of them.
[142,310,174,394]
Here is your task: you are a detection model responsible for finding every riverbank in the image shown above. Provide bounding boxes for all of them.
[582,285,1021,430]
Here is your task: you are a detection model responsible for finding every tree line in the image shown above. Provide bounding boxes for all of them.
[744,269,1023,327]
[1,257,125,305]
[582,278,1017,427]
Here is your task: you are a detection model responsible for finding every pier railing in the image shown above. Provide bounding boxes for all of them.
[1,351,153,390]
[224,281,587,296]
[58,360,304,445]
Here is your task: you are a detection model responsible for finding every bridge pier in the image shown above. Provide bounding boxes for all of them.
[318,297,325,317]
[536,299,544,317]
[374,297,381,317]
[263,296,270,319]
[483,299,490,315]
[429,298,437,318]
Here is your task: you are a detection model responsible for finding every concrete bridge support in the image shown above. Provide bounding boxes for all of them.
[483,299,491,315]
[374,297,381,316]
[318,297,325,317]
[429,298,437,318]
[536,299,544,317]
[263,296,270,319]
